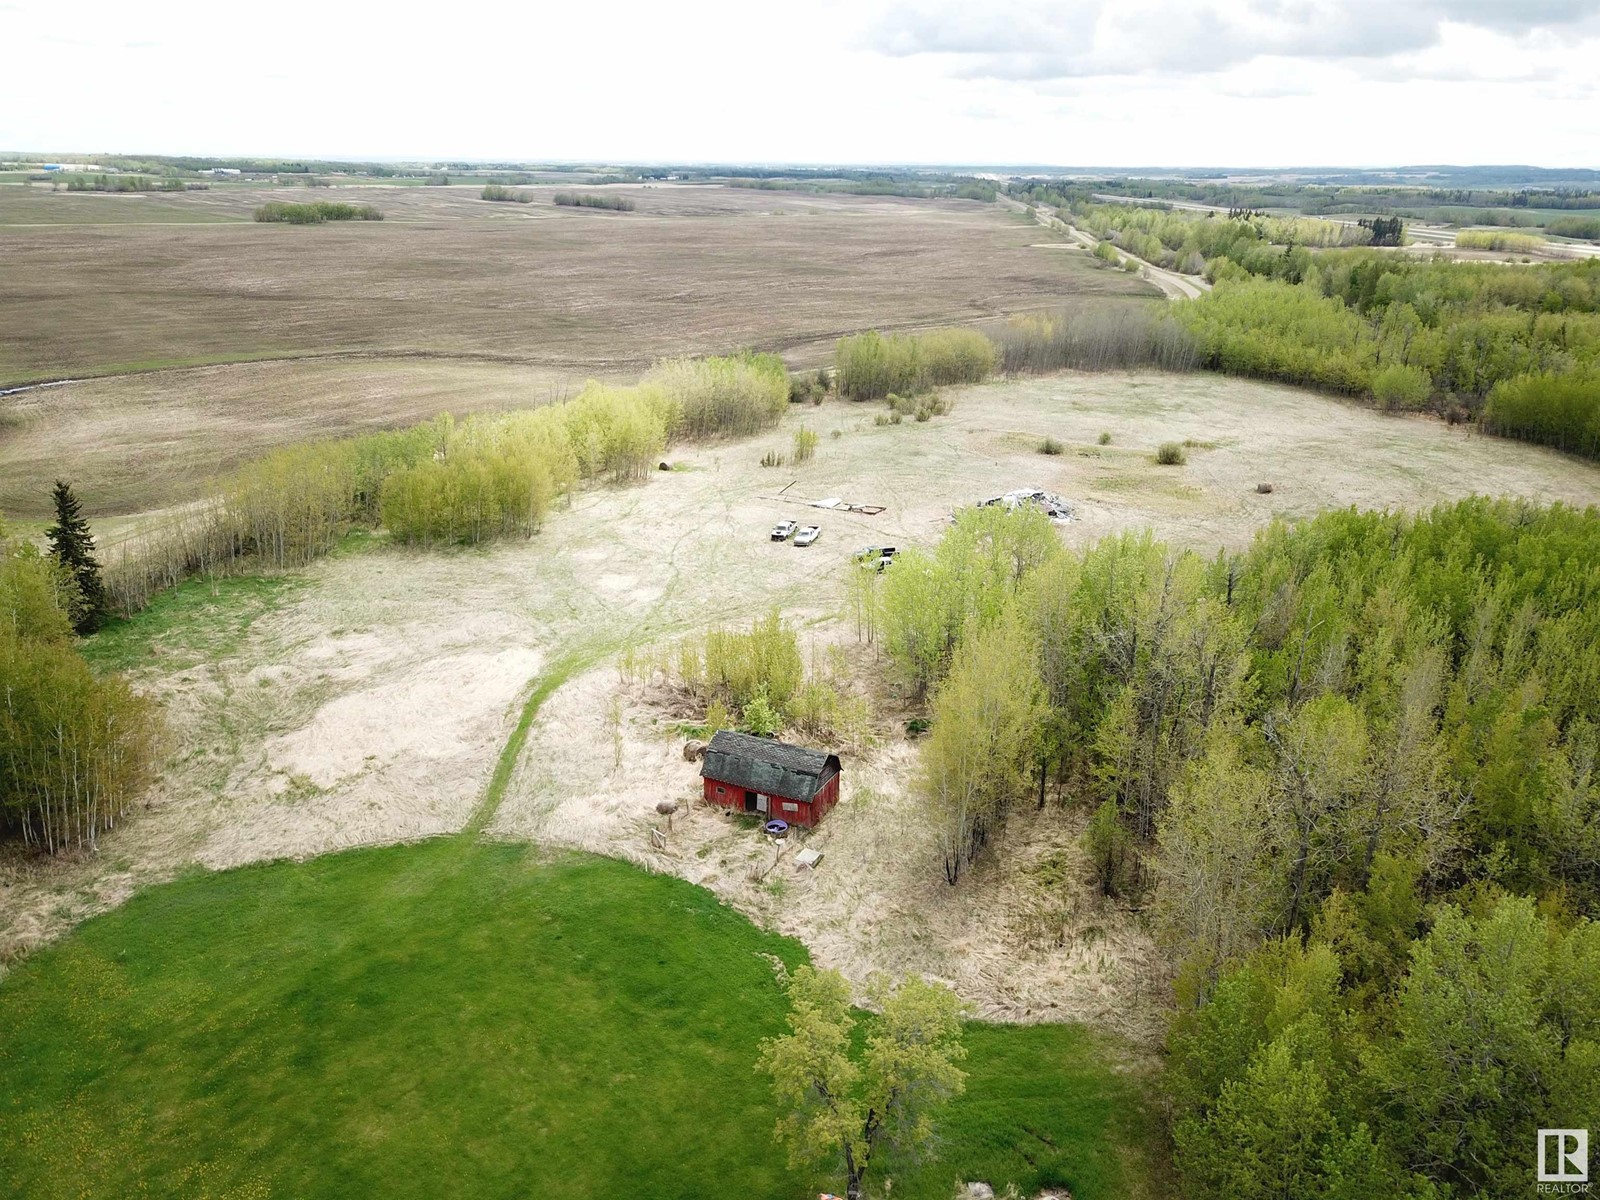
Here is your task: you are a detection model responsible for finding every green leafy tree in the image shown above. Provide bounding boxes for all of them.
[758,966,967,1200]
[1155,730,1276,977]
[917,612,1045,882]
[1269,695,1369,934]
[2,531,158,851]
[45,480,106,633]
[740,686,783,737]
[1367,897,1599,1196]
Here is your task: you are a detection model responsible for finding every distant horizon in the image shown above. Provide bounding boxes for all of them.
[6,153,1597,179]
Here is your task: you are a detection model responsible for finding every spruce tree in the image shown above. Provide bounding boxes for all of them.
[45,479,106,633]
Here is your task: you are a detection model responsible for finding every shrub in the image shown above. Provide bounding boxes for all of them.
[994,306,1198,374]
[1155,442,1187,465]
[253,201,382,223]
[916,328,996,388]
[704,699,734,734]
[1371,363,1433,410]
[1483,370,1600,458]
[1098,431,1112,445]
[481,183,532,203]
[1456,230,1545,253]
[1,541,158,853]
[562,383,675,482]
[1547,215,1600,241]
[760,450,784,468]
[834,328,995,401]
[1040,436,1064,455]
[788,371,831,405]
[792,427,818,464]
[740,687,784,737]
[836,331,920,401]
[1085,799,1137,898]
[647,352,789,440]
[553,191,635,212]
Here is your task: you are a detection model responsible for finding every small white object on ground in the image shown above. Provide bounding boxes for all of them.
[795,847,823,868]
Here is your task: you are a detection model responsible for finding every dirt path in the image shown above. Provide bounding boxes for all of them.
[1002,195,1207,300]
[1061,220,1209,299]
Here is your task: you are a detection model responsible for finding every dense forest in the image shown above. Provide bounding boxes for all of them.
[1024,175,1600,217]
[1024,190,1600,458]
[1177,255,1600,457]
[867,499,1600,1198]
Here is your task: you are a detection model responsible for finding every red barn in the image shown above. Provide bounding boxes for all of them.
[699,730,841,827]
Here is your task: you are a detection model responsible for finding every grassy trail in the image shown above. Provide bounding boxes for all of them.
[464,648,600,836]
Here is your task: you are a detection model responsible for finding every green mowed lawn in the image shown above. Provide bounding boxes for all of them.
[0,840,1161,1199]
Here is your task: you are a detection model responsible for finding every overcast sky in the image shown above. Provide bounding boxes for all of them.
[2,0,1597,167]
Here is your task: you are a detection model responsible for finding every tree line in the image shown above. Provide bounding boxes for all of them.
[252,201,383,224]
[1067,200,1375,277]
[481,183,532,203]
[1455,229,1546,253]
[62,174,185,193]
[100,353,790,613]
[553,192,636,211]
[861,498,1600,1196]
[1175,253,1600,457]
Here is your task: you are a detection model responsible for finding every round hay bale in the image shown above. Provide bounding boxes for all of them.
[658,461,671,472]
[682,739,706,761]
[655,799,679,817]
[1256,481,1275,494]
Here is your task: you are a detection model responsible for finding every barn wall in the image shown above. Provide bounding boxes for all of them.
[701,770,842,828]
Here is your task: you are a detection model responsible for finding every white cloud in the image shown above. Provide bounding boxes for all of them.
[0,0,1594,166]
[868,0,1600,79]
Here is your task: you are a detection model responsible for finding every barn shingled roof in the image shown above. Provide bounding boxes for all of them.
[699,730,841,803]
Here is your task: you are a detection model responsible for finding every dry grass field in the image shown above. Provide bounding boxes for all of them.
[0,183,1152,517]
[8,369,1598,1035]
[0,186,1136,366]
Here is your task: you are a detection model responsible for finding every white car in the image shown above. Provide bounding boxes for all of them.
[793,525,821,547]
[771,520,798,542]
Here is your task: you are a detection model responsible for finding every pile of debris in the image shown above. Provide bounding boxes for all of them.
[975,488,1074,522]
